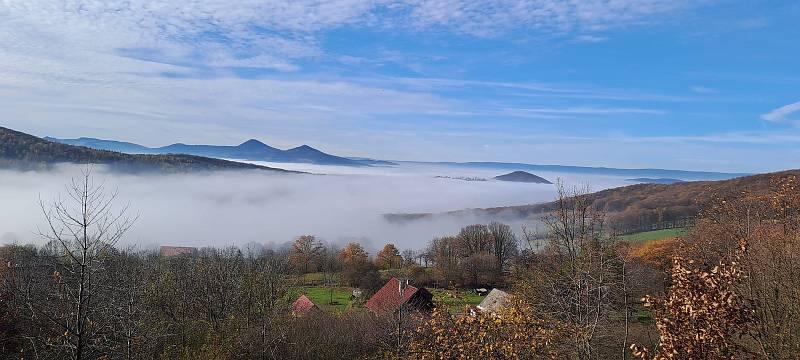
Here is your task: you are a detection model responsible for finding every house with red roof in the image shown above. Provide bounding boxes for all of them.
[365,278,434,315]
[291,294,321,315]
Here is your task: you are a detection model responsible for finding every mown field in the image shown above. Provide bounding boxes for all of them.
[620,228,687,242]
[429,288,485,313]
[287,286,358,313]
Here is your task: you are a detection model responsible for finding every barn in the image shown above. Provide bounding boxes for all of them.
[365,277,434,315]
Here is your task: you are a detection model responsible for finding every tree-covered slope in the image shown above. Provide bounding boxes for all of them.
[0,126,295,173]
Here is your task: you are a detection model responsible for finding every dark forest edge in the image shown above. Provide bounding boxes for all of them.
[0,126,300,174]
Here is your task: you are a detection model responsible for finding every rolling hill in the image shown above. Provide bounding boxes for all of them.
[47,136,369,166]
[627,178,685,185]
[1,126,296,173]
[494,171,552,184]
[385,168,800,233]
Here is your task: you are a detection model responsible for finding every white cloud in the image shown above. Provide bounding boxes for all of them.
[391,0,702,37]
[0,0,704,72]
[762,101,800,122]
[0,0,700,154]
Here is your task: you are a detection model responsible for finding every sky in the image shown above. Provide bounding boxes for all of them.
[0,1,799,173]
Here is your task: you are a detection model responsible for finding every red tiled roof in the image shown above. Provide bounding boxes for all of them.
[159,246,197,257]
[292,295,318,314]
[365,277,420,315]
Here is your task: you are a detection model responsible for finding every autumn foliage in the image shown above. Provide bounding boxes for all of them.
[631,251,754,359]
[405,299,572,359]
[628,237,681,272]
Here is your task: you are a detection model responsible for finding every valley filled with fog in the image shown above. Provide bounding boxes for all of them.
[0,162,632,251]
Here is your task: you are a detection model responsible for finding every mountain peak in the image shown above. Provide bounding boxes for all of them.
[239,139,268,148]
[290,144,316,151]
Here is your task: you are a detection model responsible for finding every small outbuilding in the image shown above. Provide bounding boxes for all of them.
[477,289,510,313]
[291,294,321,315]
[365,277,434,315]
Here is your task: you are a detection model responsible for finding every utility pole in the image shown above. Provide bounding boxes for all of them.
[397,278,408,356]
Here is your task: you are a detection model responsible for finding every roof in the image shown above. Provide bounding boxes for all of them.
[365,277,432,315]
[159,246,197,257]
[291,295,319,314]
[477,289,510,313]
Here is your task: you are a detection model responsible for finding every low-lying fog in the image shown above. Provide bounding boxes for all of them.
[0,163,631,252]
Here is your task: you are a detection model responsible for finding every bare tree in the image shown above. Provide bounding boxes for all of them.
[457,224,492,256]
[520,180,623,360]
[401,249,416,267]
[34,168,137,359]
[487,222,518,273]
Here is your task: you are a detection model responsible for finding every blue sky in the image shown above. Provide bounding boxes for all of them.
[0,1,798,172]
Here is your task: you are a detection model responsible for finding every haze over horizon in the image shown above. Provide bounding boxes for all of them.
[1,1,799,173]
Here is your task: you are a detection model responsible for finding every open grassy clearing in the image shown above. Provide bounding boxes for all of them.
[620,228,687,242]
[288,285,486,314]
[429,288,485,313]
[288,270,490,314]
[287,286,359,313]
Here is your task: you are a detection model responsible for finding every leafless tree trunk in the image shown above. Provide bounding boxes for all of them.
[488,221,518,274]
[533,180,622,360]
[35,168,136,359]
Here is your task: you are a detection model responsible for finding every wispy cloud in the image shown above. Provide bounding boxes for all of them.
[496,106,666,117]
[690,86,717,94]
[0,0,705,74]
[574,35,608,43]
[761,101,800,122]
[393,0,703,38]
[0,0,743,168]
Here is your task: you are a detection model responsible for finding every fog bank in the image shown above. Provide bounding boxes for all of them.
[0,164,629,251]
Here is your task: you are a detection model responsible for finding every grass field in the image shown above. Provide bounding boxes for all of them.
[429,288,485,313]
[288,286,486,314]
[288,286,358,313]
[621,228,687,242]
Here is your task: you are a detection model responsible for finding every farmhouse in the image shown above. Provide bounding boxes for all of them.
[365,277,434,315]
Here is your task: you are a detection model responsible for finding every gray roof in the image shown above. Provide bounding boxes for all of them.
[477,289,510,313]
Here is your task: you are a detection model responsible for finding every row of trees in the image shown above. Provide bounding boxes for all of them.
[289,236,406,270]
[423,222,518,287]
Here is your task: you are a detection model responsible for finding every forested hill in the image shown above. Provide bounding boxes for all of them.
[0,126,295,173]
[47,136,369,166]
[386,168,800,231]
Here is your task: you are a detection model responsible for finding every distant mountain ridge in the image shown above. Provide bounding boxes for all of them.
[46,137,371,167]
[1,127,295,173]
[400,161,747,181]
